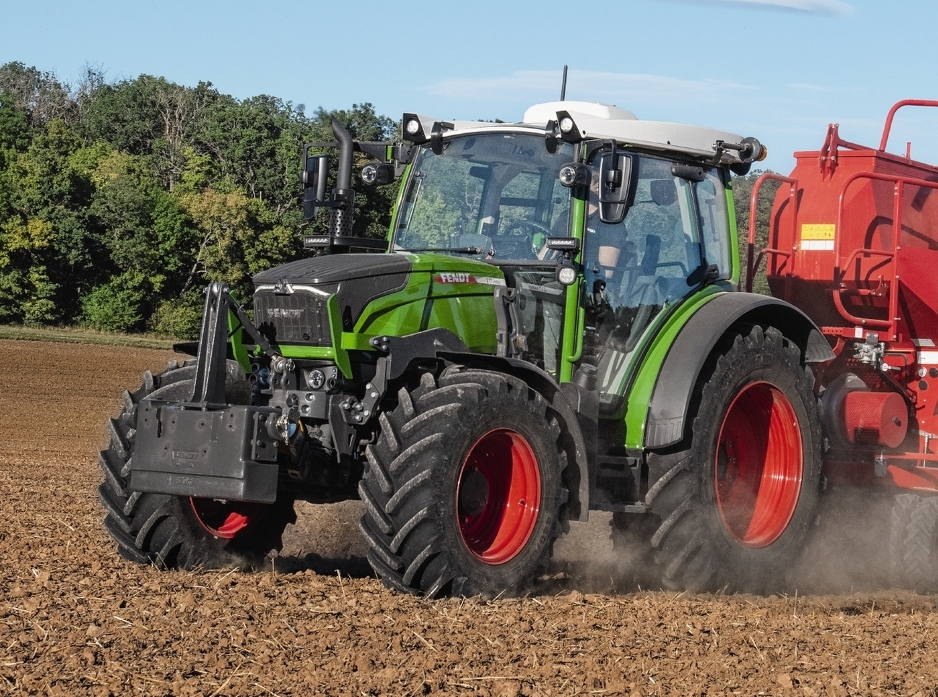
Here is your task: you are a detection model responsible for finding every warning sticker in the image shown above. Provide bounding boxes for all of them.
[801,223,835,240]
[918,351,938,365]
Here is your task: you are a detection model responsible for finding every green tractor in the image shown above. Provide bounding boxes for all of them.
[100,100,833,596]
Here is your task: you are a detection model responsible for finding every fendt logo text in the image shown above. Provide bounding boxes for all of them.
[268,308,304,319]
[435,272,474,284]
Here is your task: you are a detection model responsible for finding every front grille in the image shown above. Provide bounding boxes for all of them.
[253,291,331,346]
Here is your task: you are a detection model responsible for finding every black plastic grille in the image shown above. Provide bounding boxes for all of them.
[253,291,331,346]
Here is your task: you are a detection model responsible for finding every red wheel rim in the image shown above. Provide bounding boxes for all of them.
[714,381,803,548]
[189,498,267,539]
[456,429,541,564]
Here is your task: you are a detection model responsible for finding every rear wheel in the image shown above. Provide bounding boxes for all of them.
[647,325,822,592]
[359,367,568,597]
[98,360,295,570]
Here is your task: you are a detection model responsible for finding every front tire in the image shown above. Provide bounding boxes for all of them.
[359,367,568,597]
[647,325,822,592]
[98,360,296,570]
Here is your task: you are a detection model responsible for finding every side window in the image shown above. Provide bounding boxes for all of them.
[583,154,706,414]
[696,170,732,280]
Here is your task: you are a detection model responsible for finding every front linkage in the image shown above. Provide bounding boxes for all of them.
[129,283,282,504]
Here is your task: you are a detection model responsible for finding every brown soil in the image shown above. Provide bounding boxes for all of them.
[2,338,938,696]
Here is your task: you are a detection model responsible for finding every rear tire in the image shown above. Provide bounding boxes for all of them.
[359,367,568,597]
[98,360,295,570]
[647,325,822,592]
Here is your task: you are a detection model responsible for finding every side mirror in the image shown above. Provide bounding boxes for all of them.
[302,153,329,220]
[598,147,636,224]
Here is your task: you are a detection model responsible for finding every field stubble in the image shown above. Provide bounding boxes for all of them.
[1,339,936,696]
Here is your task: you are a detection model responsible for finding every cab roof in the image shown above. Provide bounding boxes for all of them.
[433,100,755,165]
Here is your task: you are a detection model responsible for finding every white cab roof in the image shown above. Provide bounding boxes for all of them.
[435,101,753,164]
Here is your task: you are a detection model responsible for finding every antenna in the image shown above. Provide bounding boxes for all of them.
[560,65,568,101]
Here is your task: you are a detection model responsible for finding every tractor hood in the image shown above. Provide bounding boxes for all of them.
[252,254,412,345]
[252,253,503,352]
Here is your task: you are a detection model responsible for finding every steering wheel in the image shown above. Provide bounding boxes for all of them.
[498,220,553,259]
[502,219,552,237]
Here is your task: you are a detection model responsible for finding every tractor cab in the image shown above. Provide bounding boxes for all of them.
[388,102,758,416]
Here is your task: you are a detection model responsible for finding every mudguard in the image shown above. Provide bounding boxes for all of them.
[644,292,834,450]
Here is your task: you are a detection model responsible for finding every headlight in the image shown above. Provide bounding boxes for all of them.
[558,162,590,188]
[556,264,578,286]
[307,369,326,389]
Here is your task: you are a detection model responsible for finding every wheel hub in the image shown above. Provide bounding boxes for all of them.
[458,469,490,517]
[456,429,541,564]
[189,498,267,539]
[714,381,803,548]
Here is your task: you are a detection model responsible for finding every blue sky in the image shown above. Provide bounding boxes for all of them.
[1,0,936,173]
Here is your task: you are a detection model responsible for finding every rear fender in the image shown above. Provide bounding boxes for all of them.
[644,293,833,450]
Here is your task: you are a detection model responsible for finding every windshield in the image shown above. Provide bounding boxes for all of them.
[393,133,575,261]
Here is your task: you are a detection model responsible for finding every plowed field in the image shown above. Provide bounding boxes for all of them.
[2,338,938,696]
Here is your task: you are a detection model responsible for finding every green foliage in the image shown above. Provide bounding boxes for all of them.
[0,91,31,163]
[731,170,780,296]
[0,61,403,332]
[0,264,56,325]
[79,271,147,332]
[148,289,203,339]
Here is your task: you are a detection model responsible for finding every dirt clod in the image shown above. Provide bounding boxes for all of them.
[2,338,938,695]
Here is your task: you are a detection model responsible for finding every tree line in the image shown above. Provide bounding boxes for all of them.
[0,61,775,339]
[0,62,396,337]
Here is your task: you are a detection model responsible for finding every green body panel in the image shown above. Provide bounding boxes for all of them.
[348,254,502,355]
[620,285,729,449]
[327,294,353,378]
[725,176,741,285]
[351,254,503,355]
[272,253,504,372]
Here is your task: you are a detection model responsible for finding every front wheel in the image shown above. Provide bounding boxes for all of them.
[98,361,296,570]
[359,367,568,597]
[647,325,822,592]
